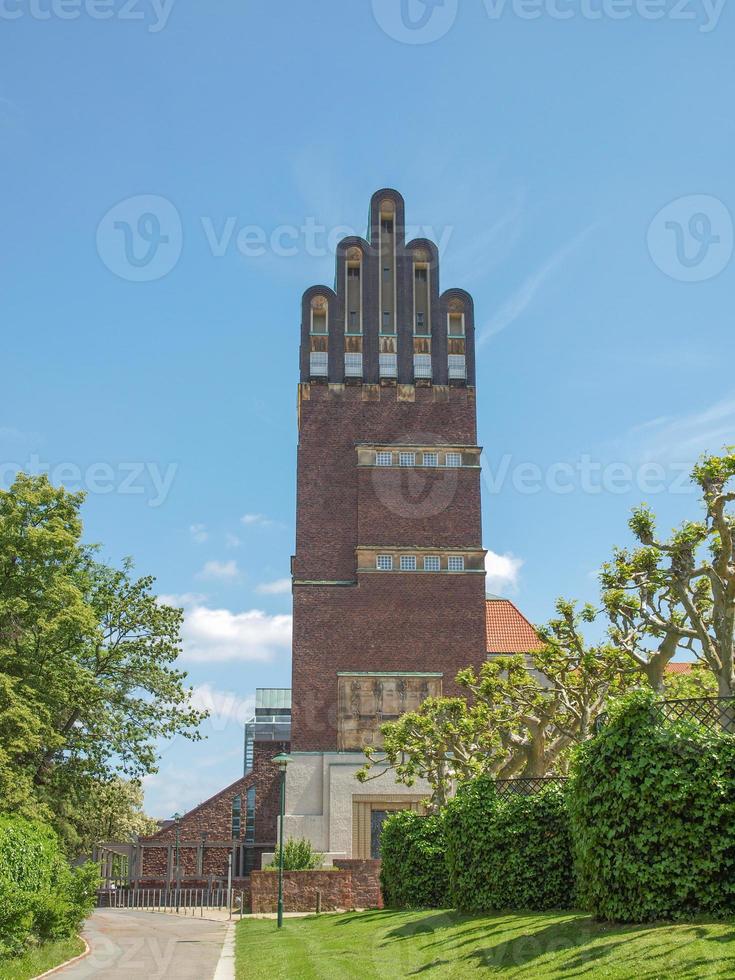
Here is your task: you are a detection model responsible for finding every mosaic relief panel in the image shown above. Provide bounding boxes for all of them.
[337,674,442,750]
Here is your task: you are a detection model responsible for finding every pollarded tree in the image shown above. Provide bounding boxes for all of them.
[604,450,735,698]
[355,697,504,811]
[459,600,633,777]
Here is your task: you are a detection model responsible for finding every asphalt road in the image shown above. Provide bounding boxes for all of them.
[57,909,232,979]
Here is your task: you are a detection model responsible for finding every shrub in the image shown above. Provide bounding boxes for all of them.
[266,837,324,871]
[444,776,575,913]
[0,816,98,958]
[569,689,735,922]
[380,810,449,909]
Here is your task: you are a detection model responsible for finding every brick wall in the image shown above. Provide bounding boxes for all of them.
[250,860,382,913]
[294,384,479,583]
[137,742,288,881]
[292,383,486,752]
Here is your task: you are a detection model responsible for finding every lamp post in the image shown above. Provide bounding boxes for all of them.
[172,812,182,913]
[272,753,292,928]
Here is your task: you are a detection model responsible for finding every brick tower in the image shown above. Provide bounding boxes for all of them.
[291,188,487,755]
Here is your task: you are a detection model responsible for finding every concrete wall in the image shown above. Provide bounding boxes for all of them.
[283,751,431,856]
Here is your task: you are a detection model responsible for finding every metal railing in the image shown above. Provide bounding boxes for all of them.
[97,886,247,916]
[658,696,735,731]
[493,776,569,797]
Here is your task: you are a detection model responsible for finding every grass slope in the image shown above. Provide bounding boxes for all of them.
[236,909,735,978]
[1,935,85,980]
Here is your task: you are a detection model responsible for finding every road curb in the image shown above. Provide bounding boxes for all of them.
[32,936,91,979]
[213,922,236,980]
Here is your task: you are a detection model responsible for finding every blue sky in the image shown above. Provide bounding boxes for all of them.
[2,1,733,817]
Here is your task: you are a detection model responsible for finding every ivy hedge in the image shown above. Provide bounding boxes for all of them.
[569,689,735,922]
[380,810,449,909]
[0,815,98,959]
[443,777,575,913]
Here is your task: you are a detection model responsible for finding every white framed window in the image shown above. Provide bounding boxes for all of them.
[375,451,393,466]
[448,556,465,572]
[399,452,416,467]
[376,554,393,571]
[414,353,432,379]
[448,313,465,336]
[422,451,438,467]
[309,351,328,376]
[423,555,440,572]
[347,266,360,279]
[379,352,397,377]
[344,352,363,377]
[415,267,428,282]
[448,354,466,379]
[445,452,462,467]
[416,312,425,330]
[400,555,417,571]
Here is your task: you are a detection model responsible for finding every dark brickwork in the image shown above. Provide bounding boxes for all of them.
[250,859,382,913]
[137,742,288,882]
[292,190,487,752]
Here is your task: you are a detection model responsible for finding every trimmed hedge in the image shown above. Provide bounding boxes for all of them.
[380,810,449,909]
[0,816,98,958]
[444,777,575,913]
[569,689,735,923]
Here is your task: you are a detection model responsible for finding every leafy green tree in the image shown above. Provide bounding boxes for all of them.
[356,697,503,811]
[459,600,633,777]
[52,778,159,858]
[0,474,207,846]
[357,601,634,802]
[602,450,735,698]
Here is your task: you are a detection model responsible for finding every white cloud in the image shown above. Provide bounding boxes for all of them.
[485,550,524,595]
[627,394,735,464]
[189,523,208,544]
[225,532,241,549]
[256,577,292,595]
[189,683,255,730]
[197,559,240,580]
[478,225,596,345]
[180,605,292,662]
[157,592,207,608]
[241,513,272,527]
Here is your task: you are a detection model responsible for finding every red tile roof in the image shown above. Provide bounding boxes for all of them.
[485,598,544,654]
[664,662,694,674]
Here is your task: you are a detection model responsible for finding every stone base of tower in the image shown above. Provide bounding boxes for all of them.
[275,751,431,864]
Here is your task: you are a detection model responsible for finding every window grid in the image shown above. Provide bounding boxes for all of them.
[344,352,363,377]
[423,556,440,572]
[399,452,416,467]
[379,352,397,377]
[448,556,465,572]
[376,555,393,571]
[414,353,432,378]
[309,351,328,376]
[375,451,393,466]
[423,451,438,467]
[448,354,467,379]
[400,555,417,571]
[445,452,462,468]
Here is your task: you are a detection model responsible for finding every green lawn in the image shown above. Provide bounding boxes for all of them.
[236,909,735,978]
[0,935,85,980]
